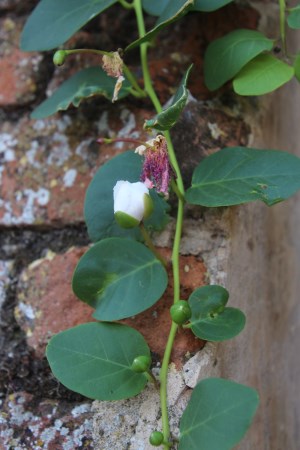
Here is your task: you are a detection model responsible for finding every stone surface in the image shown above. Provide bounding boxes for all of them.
[15,247,94,358]
[0,260,13,313]
[0,392,93,449]
[0,17,44,107]
[0,106,151,226]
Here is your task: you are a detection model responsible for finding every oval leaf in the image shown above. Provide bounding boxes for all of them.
[179,378,259,450]
[31,67,131,119]
[144,65,193,130]
[233,54,294,95]
[84,150,169,242]
[287,6,300,29]
[193,0,233,12]
[72,237,168,321]
[185,147,300,207]
[46,322,150,400]
[125,0,194,52]
[188,285,245,341]
[21,0,117,51]
[204,29,274,90]
[142,0,168,16]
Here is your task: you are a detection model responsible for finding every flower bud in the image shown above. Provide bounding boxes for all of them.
[113,181,153,228]
[53,50,67,66]
[131,355,151,373]
[149,431,164,446]
[170,300,192,325]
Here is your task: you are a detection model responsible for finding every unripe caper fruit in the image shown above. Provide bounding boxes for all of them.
[149,431,164,446]
[170,300,192,325]
[131,355,151,373]
[53,50,67,66]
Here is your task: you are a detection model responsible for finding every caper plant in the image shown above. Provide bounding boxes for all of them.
[20,0,300,448]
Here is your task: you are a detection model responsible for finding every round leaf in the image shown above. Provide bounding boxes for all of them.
[84,151,169,242]
[204,29,274,90]
[233,54,294,96]
[179,378,259,450]
[189,285,245,341]
[21,0,118,51]
[46,322,150,400]
[72,237,168,321]
[185,146,300,207]
[287,6,300,29]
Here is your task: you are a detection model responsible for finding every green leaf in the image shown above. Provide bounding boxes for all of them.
[144,65,193,131]
[84,150,169,242]
[125,0,194,52]
[31,67,131,119]
[142,0,168,16]
[204,29,274,90]
[72,237,168,321]
[193,0,233,11]
[142,0,233,16]
[188,286,245,341]
[20,0,117,51]
[233,54,294,95]
[46,322,150,400]
[185,147,300,207]
[179,378,259,450]
[287,6,300,29]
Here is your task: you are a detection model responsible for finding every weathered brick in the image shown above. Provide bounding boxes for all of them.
[0,259,13,314]
[0,106,151,226]
[0,391,93,449]
[15,245,207,365]
[0,17,44,107]
[15,247,94,358]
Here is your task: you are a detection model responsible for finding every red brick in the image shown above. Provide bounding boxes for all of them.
[0,106,151,226]
[0,18,44,107]
[15,247,94,358]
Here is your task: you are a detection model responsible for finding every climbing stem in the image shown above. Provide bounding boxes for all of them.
[159,322,178,448]
[134,0,162,113]
[279,0,287,54]
[133,1,185,447]
[119,0,134,9]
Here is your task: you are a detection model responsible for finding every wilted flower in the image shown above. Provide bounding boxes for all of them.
[102,51,124,103]
[135,135,173,196]
[113,180,153,228]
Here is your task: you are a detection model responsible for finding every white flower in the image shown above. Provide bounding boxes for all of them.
[113,180,153,228]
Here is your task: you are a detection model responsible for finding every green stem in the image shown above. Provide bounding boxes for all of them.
[159,322,178,447]
[146,370,160,389]
[133,1,185,447]
[65,48,111,57]
[140,223,168,268]
[119,0,134,8]
[134,0,162,113]
[279,0,287,54]
[123,64,146,97]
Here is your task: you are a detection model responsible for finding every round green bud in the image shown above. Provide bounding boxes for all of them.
[131,355,151,373]
[149,431,164,446]
[170,300,192,325]
[53,50,67,66]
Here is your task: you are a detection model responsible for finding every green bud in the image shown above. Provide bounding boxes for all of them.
[114,211,140,229]
[53,50,67,66]
[149,431,164,446]
[170,300,192,325]
[131,355,151,373]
